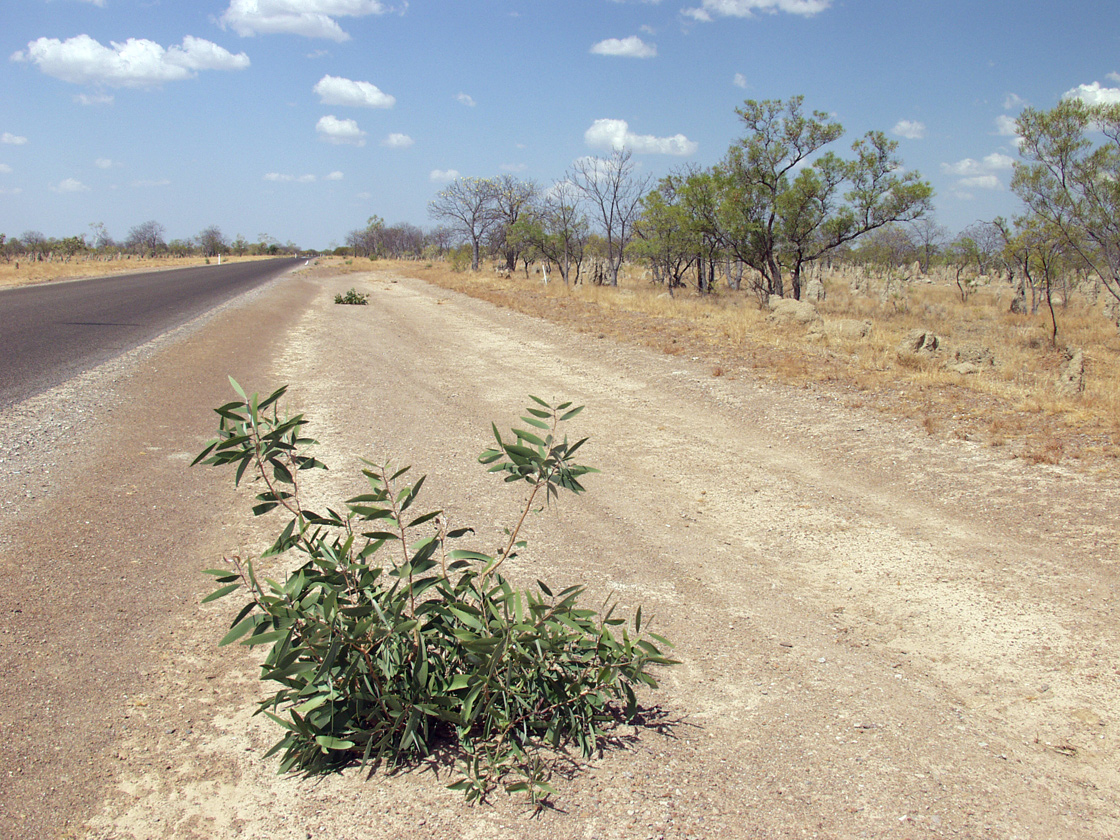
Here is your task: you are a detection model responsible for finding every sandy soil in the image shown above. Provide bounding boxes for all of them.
[2,266,1118,839]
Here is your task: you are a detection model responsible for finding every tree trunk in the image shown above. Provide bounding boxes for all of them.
[766,255,784,298]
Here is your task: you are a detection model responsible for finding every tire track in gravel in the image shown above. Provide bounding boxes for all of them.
[7,265,1118,839]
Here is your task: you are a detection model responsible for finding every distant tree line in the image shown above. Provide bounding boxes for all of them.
[0,221,300,264]
[413,96,935,296]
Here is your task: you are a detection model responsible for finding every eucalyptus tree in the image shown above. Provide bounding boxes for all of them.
[633,171,702,290]
[346,215,384,258]
[995,215,1071,343]
[908,216,948,273]
[1012,99,1120,307]
[125,220,166,256]
[88,221,114,252]
[21,230,47,260]
[380,222,425,259]
[428,177,500,271]
[197,225,228,257]
[489,174,538,271]
[855,223,918,271]
[718,96,933,299]
[509,179,589,285]
[568,149,651,286]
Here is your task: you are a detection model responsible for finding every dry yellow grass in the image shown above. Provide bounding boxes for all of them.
[348,257,1120,470]
[0,254,275,288]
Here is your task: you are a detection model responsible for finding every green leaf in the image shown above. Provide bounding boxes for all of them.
[219,615,258,646]
[202,583,241,603]
[519,417,549,432]
[315,736,355,751]
[407,510,440,528]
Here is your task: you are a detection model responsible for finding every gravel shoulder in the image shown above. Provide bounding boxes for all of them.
[2,266,1118,839]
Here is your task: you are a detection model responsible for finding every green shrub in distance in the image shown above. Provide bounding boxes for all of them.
[448,245,471,273]
[194,380,676,805]
[334,287,369,305]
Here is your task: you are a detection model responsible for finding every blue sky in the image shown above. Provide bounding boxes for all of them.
[2,0,1119,251]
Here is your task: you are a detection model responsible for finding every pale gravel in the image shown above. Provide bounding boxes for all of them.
[2,265,1118,839]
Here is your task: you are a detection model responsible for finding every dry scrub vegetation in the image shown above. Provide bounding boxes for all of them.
[0,254,273,288]
[322,256,1120,470]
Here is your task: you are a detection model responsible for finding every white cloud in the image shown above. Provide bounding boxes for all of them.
[325,170,343,180]
[590,36,656,58]
[456,92,476,107]
[132,178,170,187]
[892,119,926,140]
[500,162,527,172]
[316,114,366,145]
[993,114,1024,149]
[0,187,23,195]
[1,133,28,145]
[684,0,830,21]
[219,0,393,42]
[51,178,89,193]
[0,164,11,174]
[733,72,748,88]
[958,175,1000,190]
[429,169,460,182]
[75,92,114,105]
[76,0,106,5]
[94,158,116,168]
[993,114,1018,136]
[264,172,317,182]
[942,153,1014,177]
[382,132,414,147]
[584,118,697,156]
[1003,92,1026,110]
[941,152,1013,194]
[1063,81,1120,106]
[1109,71,1120,84]
[11,34,249,88]
[313,74,395,108]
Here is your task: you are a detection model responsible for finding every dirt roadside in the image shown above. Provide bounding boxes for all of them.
[2,266,1118,838]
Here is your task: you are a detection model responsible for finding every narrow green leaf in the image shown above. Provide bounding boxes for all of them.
[219,615,257,646]
[202,583,241,603]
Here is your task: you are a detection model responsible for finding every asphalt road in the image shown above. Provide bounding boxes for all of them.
[0,258,300,408]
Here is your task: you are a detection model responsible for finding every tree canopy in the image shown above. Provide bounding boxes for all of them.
[1012,98,1120,306]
